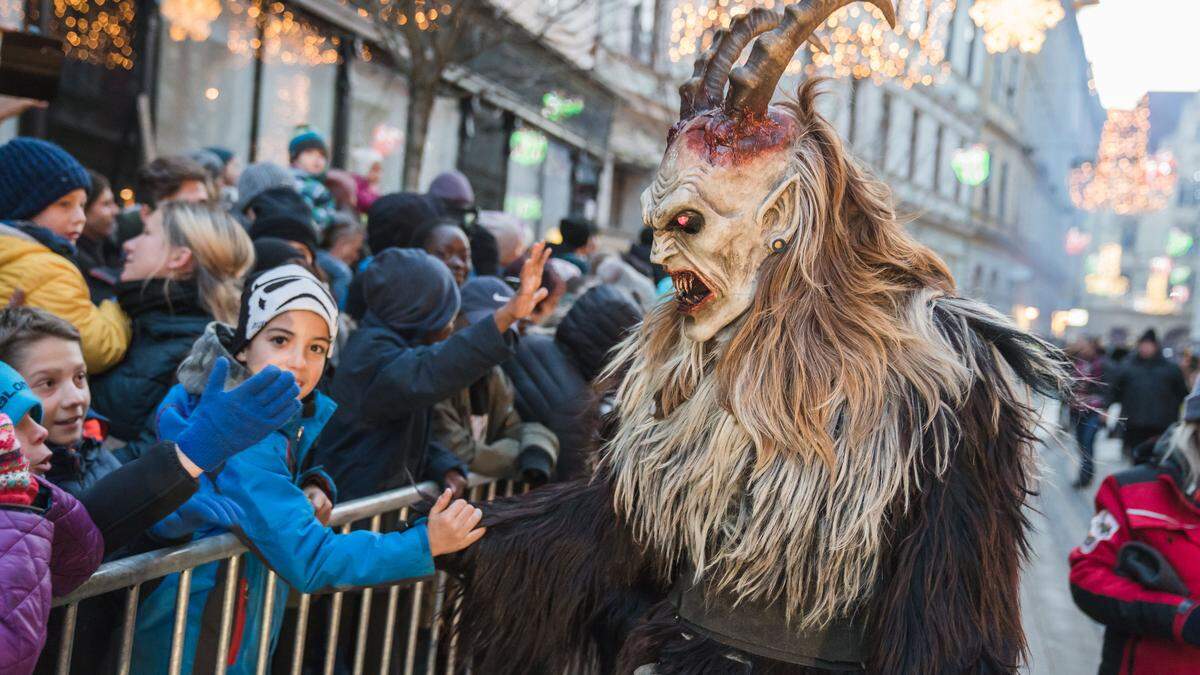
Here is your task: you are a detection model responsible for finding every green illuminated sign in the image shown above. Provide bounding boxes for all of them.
[541,91,584,122]
[505,194,543,221]
[509,129,548,166]
[952,145,990,186]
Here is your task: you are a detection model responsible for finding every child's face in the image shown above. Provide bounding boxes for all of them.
[32,188,87,245]
[238,311,330,399]
[120,208,193,282]
[17,338,90,446]
[295,149,328,175]
[13,413,52,475]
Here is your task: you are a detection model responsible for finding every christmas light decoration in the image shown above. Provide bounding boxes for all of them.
[669,0,954,89]
[1070,96,1177,215]
[1167,228,1194,258]
[161,0,223,41]
[510,129,548,167]
[335,0,452,33]
[225,0,340,65]
[1137,256,1177,315]
[1171,266,1192,286]
[952,144,990,186]
[542,92,584,122]
[505,194,543,221]
[1084,243,1129,298]
[968,0,1064,54]
[51,0,137,69]
[1064,227,1091,256]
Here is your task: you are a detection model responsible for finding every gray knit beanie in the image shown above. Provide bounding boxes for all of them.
[235,162,294,214]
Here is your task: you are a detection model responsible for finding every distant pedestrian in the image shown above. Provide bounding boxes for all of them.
[1070,338,1109,489]
[288,125,336,233]
[1110,329,1190,463]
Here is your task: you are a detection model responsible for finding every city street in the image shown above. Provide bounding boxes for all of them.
[1022,402,1127,675]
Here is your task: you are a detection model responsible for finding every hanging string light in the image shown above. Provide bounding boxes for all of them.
[225,0,340,65]
[1069,96,1177,215]
[669,0,954,88]
[51,0,136,69]
[968,0,1064,54]
[335,0,452,33]
[161,0,223,41]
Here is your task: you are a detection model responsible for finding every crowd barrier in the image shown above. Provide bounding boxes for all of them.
[51,474,520,675]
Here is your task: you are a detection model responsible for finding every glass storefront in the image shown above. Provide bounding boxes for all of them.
[346,55,408,193]
[254,22,337,164]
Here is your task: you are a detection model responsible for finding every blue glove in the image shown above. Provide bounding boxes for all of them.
[171,357,301,471]
[151,490,245,541]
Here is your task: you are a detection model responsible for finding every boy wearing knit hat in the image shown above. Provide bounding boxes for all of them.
[314,243,553,503]
[136,262,486,674]
[288,125,335,234]
[0,137,131,373]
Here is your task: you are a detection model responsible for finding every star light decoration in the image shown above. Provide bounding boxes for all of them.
[1069,97,1177,215]
[968,0,1064,54]
[669,0,955,89]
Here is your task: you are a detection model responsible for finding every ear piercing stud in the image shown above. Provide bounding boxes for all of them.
[771,238,787,252]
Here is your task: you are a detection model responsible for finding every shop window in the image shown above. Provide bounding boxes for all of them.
[504,124,573,238]
[155,12,255,159]
[346,55,408,194]
[254,17,338,164]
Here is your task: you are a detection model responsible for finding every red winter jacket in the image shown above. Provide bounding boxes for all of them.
[1069,458,1200,674]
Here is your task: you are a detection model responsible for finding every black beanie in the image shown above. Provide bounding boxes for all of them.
[468,225,500,277]
[252,237,308,274]
[367,192,439,253]
[1138,328,1159,345]
[250,215,319,263]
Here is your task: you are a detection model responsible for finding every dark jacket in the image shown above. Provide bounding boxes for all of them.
[90,279,210,462]
[73,233,120,302]
[315,313,513,501]
[45,421,124,498]
[0,478,104,675]
[1111,353,1190,431]
[1069,451,1200,673]
[503,285,641,479]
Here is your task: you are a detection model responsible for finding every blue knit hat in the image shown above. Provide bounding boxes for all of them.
[0,361,42,424]
[288,126,328,162]
[363,248,461,339]
[0,137,91,221]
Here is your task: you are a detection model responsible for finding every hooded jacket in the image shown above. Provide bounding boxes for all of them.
[89,280,211,462]
[1111,352,1190,431]
[315,264,514,500]
[131,324,434,674]
[0,478,103,675]
[502,285,641,479]
[1069,443,1200,674]
[0,222,131,373]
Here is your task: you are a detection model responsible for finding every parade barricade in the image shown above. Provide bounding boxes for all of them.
[51,474,518,675]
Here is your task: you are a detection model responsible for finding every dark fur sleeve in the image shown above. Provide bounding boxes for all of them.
[445,475,656,675]
[867,300,1071,674]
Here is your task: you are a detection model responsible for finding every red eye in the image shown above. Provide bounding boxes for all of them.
[670,210,703,234]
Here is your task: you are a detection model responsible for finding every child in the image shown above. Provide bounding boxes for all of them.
[288,125,336,233]
[317,213,365,310]
[314,243,552,502]
[0,412,104,675]
[432,276,558,483]
[0,137,131,373]
[131,264,484,674]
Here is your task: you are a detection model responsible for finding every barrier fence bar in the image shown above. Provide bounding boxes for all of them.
[48,475,510,675]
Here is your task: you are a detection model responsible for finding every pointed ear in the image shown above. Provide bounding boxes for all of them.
[755,174,802,250]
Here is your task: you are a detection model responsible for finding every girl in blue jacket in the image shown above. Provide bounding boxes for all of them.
[131,264,484,674]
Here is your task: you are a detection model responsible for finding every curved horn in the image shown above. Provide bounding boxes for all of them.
[726,0,896,117]
[678,7,782,122]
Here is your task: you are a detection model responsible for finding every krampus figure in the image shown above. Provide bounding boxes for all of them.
[451,1,1071,672]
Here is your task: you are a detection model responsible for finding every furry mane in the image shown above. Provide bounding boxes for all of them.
[596,80,1070,630]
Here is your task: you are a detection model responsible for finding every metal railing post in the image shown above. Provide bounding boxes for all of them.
[54,602,78,675]
[214,555,241,675]
[115,584,141,675]
[167,568,194,675]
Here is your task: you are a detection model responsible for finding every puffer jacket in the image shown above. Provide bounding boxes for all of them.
[1069,446,1200,673]
[90,279,210,462]
[1111,352,1190,432]
[503,284,641,479]
[0,478,104,675]
[0,222,131,374]
[131,324,435,674]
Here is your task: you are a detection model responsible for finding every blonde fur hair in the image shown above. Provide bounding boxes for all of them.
[160,201,254,324]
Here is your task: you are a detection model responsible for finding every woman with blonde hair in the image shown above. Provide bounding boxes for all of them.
[91,201,254,462]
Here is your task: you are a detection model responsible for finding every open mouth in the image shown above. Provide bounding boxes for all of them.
[671,269,714,314]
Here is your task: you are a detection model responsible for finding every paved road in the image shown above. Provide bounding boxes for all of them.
[1021,401,1127,675]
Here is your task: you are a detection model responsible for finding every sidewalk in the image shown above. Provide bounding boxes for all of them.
[1020,399,1125,675]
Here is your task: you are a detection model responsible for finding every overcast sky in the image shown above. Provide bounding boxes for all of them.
[1076,0,1200,109]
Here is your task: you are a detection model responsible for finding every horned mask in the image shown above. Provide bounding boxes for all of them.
[644,0,897,342]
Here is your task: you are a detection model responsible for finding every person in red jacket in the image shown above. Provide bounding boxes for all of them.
[1069,379,1200,674]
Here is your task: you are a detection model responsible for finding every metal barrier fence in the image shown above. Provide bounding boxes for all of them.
[51,474,520,675]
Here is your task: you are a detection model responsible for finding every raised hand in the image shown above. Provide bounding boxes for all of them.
[152,490,245,540]
[494,242,552,333]
[171,357,301,472]
[426,488,486,556]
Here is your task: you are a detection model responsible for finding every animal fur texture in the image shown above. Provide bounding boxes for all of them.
[448,82,1072,674]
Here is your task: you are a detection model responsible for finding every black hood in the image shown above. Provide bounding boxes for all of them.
[555,284,642,383]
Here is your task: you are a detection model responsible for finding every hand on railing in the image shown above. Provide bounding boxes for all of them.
[163,357,301,472]
[427,488,486,557]
[151,491,245,541]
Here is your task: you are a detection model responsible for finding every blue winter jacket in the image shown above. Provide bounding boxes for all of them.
[129,324,435,675]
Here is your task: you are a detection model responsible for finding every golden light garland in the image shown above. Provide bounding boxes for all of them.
[225,0,340,66]
[968,0,1064,54]
[1069,96,1177,215]
[337,0,453,33]
[669,0,954,88]
[51,0,136,70]
[162,0,222,41]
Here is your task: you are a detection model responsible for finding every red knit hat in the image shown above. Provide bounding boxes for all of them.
[0,413,38,507]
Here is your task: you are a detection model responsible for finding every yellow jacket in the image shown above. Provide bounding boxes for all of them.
[0,223,131,373]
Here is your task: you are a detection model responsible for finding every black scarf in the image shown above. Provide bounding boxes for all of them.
[115,278,207,319]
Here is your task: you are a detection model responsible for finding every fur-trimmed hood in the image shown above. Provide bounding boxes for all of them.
[175,322,252,396]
